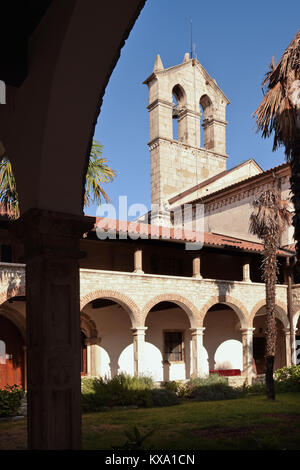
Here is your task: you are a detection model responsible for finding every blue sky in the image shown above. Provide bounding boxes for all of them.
[86,0,300,218]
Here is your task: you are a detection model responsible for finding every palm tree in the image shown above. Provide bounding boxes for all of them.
[249,180,290,399]
[0,140,116,218]
[254,29,300,279]
[84,140,116,207]
[0,156,19,218]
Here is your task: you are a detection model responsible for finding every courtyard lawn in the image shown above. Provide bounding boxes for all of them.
[0,393,299,450]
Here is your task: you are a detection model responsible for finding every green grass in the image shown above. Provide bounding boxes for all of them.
[0,393,300,450]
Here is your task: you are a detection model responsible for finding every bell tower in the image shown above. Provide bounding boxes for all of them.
[144,53,230,211]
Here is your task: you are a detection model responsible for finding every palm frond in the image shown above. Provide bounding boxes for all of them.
[254,29,300,157]
[0,156,19,219]
[84,140,116,207]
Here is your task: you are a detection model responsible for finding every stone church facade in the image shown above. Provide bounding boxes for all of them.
[0,54,300,389]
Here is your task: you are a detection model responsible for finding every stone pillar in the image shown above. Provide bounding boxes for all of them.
[283,328,292,367]
[10,209,94,450]
[241,328,255,383]
[291,328,299,365]
[242,260,251,282]
[85,337,101,377]
[132,327,147,376]
[23,345,27,391]
[192,257,203,279]
[190,328,206,377]
[133,249,144,274]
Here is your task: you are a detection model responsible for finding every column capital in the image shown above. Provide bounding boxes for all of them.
[85,337,101,346]
[240,327,255,334]
[9,208,95,259]
[190,327,205,335]
[283,327,292,335]
[131,327,148,334]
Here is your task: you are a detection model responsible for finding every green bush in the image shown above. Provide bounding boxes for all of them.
[150,388,179,407]
[81,374,156,412]
[0,385,24,418]
[163,380,187,397]
[191,382,243,401]
[163,375,243,402]
[274,364,300,383]
[273,365,300,393]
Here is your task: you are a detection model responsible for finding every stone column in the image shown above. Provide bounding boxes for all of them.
[132,327,147,376]
[85,337,101,377]
[10,209,94,450]
[242,260,251,282]
[133,249,144,274]
[22,345,27,391]
[190,328,206,377]
[241,328,255,383]
[192,257,203,279]
[283,328,292,367]
[291,328,299,365]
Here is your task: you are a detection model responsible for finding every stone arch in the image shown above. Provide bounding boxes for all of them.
[249,299,289,328]
[200,94,213,119]
[199,93,214,150]
[199,295,248,328]
[0,304,26,341]
[80,290,140,327]
[172,84,187,107]
[0,285,26,308]
[80,312,98,338]
[292,309,300,330]
[172,83,187,141]
[142,293,199,328]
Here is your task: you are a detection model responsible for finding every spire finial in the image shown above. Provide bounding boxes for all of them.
[153,54,164,72]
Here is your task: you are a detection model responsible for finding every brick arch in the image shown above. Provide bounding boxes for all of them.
[249,299,289,328]
[0,304,26,341]
[199,295,249,328]
[80,312,98,338]
[80,290,140,327]
[142,293,199,328]
[0,285,26,307]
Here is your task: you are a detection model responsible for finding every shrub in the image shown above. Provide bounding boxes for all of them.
[0,385,24,418]
[169,375,244,402]
[274,365,300,393]
[81,374,155,412]
[274,364,300,383]
[191,382,243,401]
[163,380,187,397]
[150,389,179,407]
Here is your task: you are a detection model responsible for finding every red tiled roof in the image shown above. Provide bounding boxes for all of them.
[179,162,290,207]
[93,218,293,256]
[168,159,263,205]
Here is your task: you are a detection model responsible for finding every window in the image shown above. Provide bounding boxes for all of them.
[164,331,184,362]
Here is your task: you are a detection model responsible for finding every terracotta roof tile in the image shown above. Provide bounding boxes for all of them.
[93,218,293,256]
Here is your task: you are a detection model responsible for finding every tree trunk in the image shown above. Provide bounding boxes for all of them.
[290,137,300,283]
[264,238,277,400]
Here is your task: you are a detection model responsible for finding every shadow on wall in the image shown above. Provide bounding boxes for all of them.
[203,305,243,371]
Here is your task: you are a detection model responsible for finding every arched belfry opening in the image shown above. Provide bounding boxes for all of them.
[172,84,187,141]
[200,94,213,150]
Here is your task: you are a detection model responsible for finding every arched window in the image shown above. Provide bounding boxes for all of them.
[199,94,213,149]
[172,84,186,141]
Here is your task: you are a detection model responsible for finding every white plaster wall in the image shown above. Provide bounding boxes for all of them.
[145,307,191,382]
[83,303,133,378]
[203,308,243,371]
